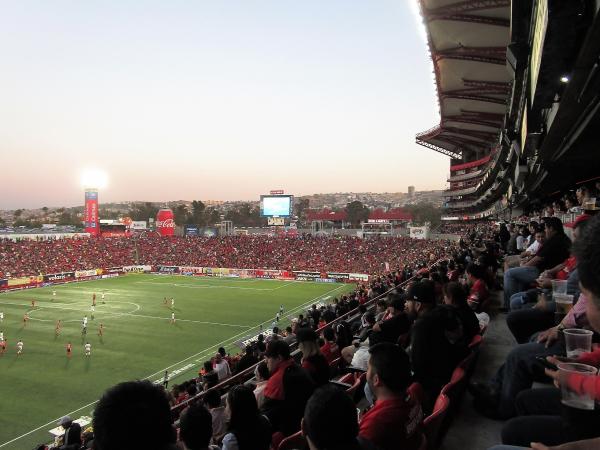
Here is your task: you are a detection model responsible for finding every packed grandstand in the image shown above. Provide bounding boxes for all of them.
[3,1,600,450]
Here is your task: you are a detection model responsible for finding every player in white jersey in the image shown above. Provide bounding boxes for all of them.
[52,290,57,301]
[84,342,91,357]
[171,298,175,309]
[16,340,23,355]
[82,315,88,334]
[276,312,281,322]
[0,331,4,341]
[0,311,4,322]
[279,304,284,314]
[171,312,176,324]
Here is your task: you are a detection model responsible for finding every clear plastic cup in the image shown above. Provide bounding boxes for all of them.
[563,329,593,358]
[552,280,568,295]
[554,294,574,316]
[558,363,597,410]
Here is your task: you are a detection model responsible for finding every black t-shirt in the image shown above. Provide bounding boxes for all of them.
[370,313,412,345]
[536,233,571,271]
[410,307,469,393]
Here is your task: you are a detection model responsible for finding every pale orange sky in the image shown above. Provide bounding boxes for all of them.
[0,1,449,209]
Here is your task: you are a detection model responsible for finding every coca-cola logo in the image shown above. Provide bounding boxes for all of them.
[157,218,175,228]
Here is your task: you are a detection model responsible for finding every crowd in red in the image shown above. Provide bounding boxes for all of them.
[0,234,456,278]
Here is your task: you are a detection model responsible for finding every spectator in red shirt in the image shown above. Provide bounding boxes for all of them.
[320,327,340,364]
[359,342,423,450]
[261,340,314,436]
[466,263,489,311]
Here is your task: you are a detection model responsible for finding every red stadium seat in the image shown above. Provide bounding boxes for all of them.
[423,393,450,449]
[277,430,306,450]
[346,372,366,400]
[441,366,467,417]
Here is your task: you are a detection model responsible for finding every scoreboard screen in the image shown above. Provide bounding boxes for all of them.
[260,195,292,217]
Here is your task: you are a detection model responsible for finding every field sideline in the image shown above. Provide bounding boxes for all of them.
[0,274,354,450]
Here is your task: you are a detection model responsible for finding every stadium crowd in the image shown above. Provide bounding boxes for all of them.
[23,203,600,450]
[0,234,453,278]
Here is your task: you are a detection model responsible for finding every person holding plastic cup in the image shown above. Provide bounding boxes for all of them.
[495,215,600,448]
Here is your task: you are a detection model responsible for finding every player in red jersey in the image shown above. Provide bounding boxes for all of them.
[66,342,72,358]
[0,339,6,356]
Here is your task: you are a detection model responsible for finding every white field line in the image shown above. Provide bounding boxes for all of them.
[0,283,346,449]
[135,281,277,291]
[0,300,251,329]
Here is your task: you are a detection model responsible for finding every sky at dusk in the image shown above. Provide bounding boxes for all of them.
[0,0,449,210]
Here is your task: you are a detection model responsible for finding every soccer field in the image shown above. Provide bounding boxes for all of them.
[0,274,354,450]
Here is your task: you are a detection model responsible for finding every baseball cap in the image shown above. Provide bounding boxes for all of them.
[406,280,436,304]
[264,340,290,359]
[58,416,72,426]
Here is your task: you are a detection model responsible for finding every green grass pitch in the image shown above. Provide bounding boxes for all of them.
[0,274,354,450]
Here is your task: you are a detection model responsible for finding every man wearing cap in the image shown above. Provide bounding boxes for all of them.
[261,340,314,435]
[57,416,82,450]
[370,293,412,346]
[407,279,469,413]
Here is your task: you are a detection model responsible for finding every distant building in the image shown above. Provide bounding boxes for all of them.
[408,186,415,197]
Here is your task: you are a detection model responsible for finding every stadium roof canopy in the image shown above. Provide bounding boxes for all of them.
[415,0,512,160]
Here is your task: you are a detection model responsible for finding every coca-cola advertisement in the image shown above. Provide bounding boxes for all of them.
[84,189,100,236]
[156,209,175,236]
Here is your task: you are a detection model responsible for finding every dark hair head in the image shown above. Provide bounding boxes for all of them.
[227,385,260,432]
[245,345,253,355]
[368,343,412,394]
[466,262,485,280]
[443,282,468,306]
[264,339,290,359]
[203,361,213,373]
[303,385,359,449]
[255,361,270,380]
[323,327,335,341]
[544,217,564,235]
[203,388,222,408]
[574,214,600,305]
[218,347,226,357]
[179,403,213,450]
[93,381,175,450]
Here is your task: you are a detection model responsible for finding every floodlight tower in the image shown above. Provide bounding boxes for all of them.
[81,170,107,237]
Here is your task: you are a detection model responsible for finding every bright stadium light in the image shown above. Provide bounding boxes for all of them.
[81,169,108,189]
[560,75,570,83]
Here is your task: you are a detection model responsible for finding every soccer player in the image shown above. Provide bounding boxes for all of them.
[16,339,23,355]
[163,370,169,389]
[0,330,3,341]
[98,323,104,337]
[0,339,6,356]
[23,313,29,327]
[52,290,57,301]
[279,304,284,314]
[91,305,95,320]
[55,320,62,336]
[276,312,281,322]
[31,299,36,308]
[84,342,91,357]
[92,293,96,306]
[82,316,88,335]
[101,292,106,304]
[0,311,3,322]
[171,298,175,309]
[163,297,168,306]
[171,312,176,324]
[66,342,72,358]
